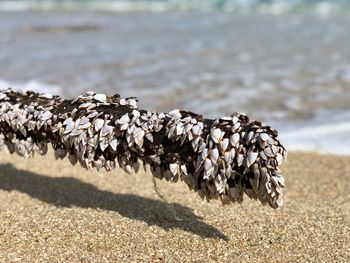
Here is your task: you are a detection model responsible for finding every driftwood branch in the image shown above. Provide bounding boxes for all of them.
[0,88,286,208]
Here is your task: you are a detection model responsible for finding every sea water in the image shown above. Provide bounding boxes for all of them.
[1,1,350,154]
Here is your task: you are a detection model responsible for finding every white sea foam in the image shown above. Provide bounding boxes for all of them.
[0,0,349,14]
[0,1,169,12]
[0,79,61,95]
[279,121,350,155]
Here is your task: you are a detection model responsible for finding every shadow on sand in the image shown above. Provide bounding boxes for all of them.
[0,163,228,240]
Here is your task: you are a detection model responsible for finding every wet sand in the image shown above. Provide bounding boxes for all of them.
[0,151,349,262]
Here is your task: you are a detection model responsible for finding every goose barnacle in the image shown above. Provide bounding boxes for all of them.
[93,93,107,103]
[0,93,8,100]
[264,146,274,158]
[39,93,53,99]
[210,128,225,144]
[232,121,241,131]
[219,138,229,153]
[133,128,145,148]
[236,153,244,167]
[191,124,201,136]
[145,132,153,143]
[246,150,258,168]
[94,118,104,132]
[0,89,287,209]
[230,133,240,147]
[209,148,219,163]
[169,163,179,177]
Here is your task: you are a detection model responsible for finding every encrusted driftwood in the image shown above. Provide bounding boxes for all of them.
[0,88,287,208]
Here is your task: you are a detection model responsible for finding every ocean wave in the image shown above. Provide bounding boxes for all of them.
[1,0,350,14]
[279,119,350,155]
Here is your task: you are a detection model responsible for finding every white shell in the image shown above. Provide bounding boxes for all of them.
[41,111,52,121]
[236,153,244,166]
[86,111,98,119]
[191,125,201,135]
[145,133,153,143]
[231,116,239,124]
[176,123,184,135]
[79,121,91,129]
[260,150,268,160]
[246,150,258,168]
[168,109,181,118]
[220,116,232,121]
[132,110,140,117]
[134,129,145,147]
[276,153,283,165]
[264,147,274,157]
[230,133,240,146]
[224,151,232,163]
[39,93,53,99]
[109,139,118,151]
[99,139,109,151]
[94,94,107,102]
[101,125,113,137]
[201,148,209,161]
[233,122,241,131]
[211,128,223,144]
[70,128,83,137]
[204,158,213,171]
[79,117,90,126]
[209,148,219,163]
[260,133,270,142]
[246,131,255,142]
[94,119,104,131]
[64,120,75,134]
[219,138,229,152]
[185,123,193,133]
[169,163,179,176]
[180,165,188,175]
[124,165,132,174]
[118,114,130,124]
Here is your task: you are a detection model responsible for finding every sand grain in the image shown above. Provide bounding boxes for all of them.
[0,152,349,262]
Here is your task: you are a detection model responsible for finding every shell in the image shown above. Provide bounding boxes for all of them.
[209,148,219,163]
[211,128,224,144]
[118,114,130,124]
[64,120,75,134]
[246,150,258,168]
[230,133,240,147]
[191,125,201,135]
[169,163,179,176]
[109,139,118,151]
[41,111,52,121]
[94,119,104,131]
[94,93,107,102]
[101,125,113,137]
[219,138,229,153]
[39,93,53,99]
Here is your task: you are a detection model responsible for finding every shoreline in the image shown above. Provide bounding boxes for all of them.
[0,151,349,261]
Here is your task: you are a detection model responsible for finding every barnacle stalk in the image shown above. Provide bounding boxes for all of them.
[152,177,183,221]
[0,88,287,208]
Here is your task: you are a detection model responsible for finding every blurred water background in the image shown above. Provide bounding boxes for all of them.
[1,0,350,154]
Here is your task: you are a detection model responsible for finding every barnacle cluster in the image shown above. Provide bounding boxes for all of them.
[0,88,286,208]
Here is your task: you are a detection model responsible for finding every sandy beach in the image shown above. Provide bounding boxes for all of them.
[0,151,348,262]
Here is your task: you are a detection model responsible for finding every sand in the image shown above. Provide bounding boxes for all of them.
[0,151,349,262]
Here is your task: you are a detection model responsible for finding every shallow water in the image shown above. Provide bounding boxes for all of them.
[1,10,350,154]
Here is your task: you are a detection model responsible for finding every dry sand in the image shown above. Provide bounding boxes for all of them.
[0,151,349,262]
